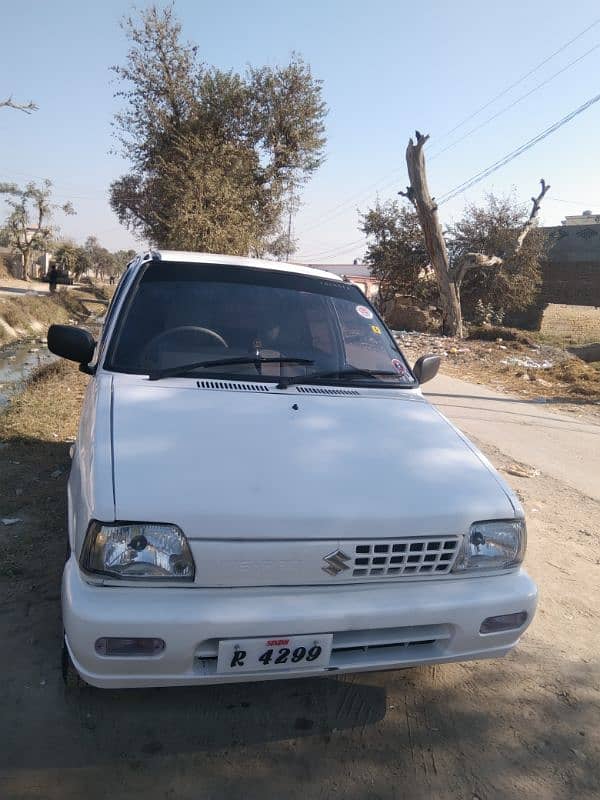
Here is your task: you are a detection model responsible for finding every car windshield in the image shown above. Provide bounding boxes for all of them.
[106,261,415,387]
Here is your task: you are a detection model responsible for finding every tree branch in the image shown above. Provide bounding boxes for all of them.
[514,178,550,255]
[398,186,416,206]
[451,178,550,287]
[0,96,38,114]
[453,252,505,287]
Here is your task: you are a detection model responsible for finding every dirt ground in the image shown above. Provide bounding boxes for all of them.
[396,328,600,418]
[0,361,598,799]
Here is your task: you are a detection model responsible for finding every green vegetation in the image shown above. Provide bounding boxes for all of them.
[362,193,547,323]
[110,4,327,256]
[0,179,74,280]
[0,360,87,576]
[0,292,88,346]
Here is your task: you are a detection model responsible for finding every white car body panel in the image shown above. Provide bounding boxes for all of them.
[68,374,115,553]
[61,251,537,688]
[109,374,515,542]
[63,558,537,688]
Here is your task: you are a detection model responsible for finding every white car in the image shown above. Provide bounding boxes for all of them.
[48,251,537,689]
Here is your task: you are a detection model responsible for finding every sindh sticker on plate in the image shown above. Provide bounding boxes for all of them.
[216,634,333,674]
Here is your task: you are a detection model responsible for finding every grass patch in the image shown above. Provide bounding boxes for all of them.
[539,304,600,347]
[0,360,88,577]
[467,325,535,346]
[0,291,90,346]
[0,360,88,445]
[545,359,600,398]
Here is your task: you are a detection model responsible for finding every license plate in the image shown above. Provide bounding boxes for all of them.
[216,634,333,674]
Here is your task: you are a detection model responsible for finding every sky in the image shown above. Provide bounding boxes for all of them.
[1,0,600,263]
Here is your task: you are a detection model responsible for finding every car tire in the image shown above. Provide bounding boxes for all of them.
[62,639,87,690]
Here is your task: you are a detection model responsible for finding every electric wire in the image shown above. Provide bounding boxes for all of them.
[436,91,600,205]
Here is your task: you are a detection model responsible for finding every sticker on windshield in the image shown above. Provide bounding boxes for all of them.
[356,305,373,320]
[391,358,406,376]
[371,324,381,335]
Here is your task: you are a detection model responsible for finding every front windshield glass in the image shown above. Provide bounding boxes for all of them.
[106,261,414,387]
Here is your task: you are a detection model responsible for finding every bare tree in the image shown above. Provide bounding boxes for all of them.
[0,96,38,114]
[400,131,549,337]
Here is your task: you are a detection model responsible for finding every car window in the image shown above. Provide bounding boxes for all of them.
[334,298,409,377]
[92,264,138,367]
[105,262,414,386]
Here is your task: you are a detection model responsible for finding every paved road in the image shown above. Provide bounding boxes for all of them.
[425,373,600,501]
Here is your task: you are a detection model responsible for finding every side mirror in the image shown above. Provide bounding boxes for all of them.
[413,354,440,385]
[48,324,96,371]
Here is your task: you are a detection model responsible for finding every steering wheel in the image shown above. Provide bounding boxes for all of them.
[142,325,229,364]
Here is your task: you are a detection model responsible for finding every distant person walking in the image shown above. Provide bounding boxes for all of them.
[48,265,58,294]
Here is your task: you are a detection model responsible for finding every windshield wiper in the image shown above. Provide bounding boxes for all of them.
[148,356,314,381]
[276,366,407,389]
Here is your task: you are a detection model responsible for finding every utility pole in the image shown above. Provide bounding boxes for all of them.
[285,183,299,261]
[285,202,292,261]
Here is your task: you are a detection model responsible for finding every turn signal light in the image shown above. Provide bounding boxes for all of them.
[480,612,528,634]
[95,637,165,656]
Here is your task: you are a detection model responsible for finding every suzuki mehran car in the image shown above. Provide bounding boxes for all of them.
[48,251,537,688]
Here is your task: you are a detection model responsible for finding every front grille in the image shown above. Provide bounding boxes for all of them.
[351,537,461,578]
[193,624,451,675]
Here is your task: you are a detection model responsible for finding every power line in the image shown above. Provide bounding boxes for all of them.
[437,90,600,205]
[427,42,600,161]
[549,197,600,205]
[297,237,367,261]
[296,18,600,235]
[434,17,600,143]
[299,91,600,260]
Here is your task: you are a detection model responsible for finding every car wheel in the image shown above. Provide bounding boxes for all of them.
[62,639,87,690]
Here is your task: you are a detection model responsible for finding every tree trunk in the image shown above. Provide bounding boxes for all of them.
[21,252,31,281]
[403,134,462,337]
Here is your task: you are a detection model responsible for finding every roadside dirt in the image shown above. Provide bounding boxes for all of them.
[396,329,600,419]
[0,360,599,800]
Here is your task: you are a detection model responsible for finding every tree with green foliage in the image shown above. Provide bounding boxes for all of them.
[360,200,432,308]
[397,132,549,336]
[53,241,91,278]
[112,249,137,275]
[0,180,74,280]
[445,194,546,324]
[85,236,118,280]
[110,4,326,256]
[362,192,547,327]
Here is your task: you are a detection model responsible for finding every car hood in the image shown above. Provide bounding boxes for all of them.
[110,376,517,540]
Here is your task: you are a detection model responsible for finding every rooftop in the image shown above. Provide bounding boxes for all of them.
[300,262,372,278]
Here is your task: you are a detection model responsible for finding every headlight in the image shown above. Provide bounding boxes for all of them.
[453,519,526,573]
[82,522,195,581]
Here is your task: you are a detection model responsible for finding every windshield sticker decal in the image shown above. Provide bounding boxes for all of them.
[371,324,381,335]
[391,358,406,376]
[356,305,374,320]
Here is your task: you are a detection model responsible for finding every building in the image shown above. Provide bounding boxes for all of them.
[509,215,600,328]
[542,216,600,306]
[561,210,600,226]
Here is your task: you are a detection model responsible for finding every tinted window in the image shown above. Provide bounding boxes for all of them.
[106,262,413,385]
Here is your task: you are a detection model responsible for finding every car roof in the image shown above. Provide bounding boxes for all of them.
[140,250,343,282]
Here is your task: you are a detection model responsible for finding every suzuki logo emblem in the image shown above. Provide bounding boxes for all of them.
[322,549,351,576]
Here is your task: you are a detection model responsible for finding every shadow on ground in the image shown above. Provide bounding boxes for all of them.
[1,434,598,800]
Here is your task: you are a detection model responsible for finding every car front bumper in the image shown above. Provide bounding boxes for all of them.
[62,557,537,688]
